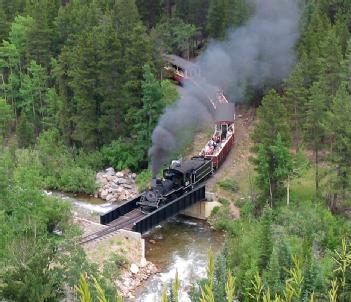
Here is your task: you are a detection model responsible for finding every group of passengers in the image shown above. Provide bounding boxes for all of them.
[201,134,221,156]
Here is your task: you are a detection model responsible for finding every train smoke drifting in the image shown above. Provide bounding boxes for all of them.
[149,0,301,176]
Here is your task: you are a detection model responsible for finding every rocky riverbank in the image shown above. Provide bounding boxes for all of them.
[118,260,158,300]
[95,167,139,202]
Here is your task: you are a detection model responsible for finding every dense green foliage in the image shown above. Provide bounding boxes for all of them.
[1,0,351,301]
[0,146,121,301]
[0,0,179,182]
[251,1,351,208]
[188,201,351,302]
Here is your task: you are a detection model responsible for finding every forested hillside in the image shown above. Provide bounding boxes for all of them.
[0,0,351,301]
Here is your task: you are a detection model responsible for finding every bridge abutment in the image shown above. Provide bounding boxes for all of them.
[181,191,221,220]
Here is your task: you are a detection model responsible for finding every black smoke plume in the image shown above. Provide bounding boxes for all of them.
[149,0,301,176]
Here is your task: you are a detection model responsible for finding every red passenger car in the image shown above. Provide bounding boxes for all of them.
[200,102,235,169]
[163,54,200,85]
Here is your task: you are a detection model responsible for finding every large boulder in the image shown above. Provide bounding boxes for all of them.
[116,171,124,178]
[130,263,139,274]
[105,167,115,176]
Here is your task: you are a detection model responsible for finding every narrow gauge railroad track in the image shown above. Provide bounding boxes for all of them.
[79,209,145,245]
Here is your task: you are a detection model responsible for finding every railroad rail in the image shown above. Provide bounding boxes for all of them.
[79,185,206,244]
[79,209,145,245]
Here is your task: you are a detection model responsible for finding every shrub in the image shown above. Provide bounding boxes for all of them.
[135,169,152,191]
[74,149,104,171]
[218,197,230,206]
[59,166,97,194]
[217,179,240,193]
[240,200,254,219]
[35,130,98,194]
[16,114,35,148]
[101,139,143,171]
[102,253,128,280]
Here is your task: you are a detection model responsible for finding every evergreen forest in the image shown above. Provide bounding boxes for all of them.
[0,0,351,301]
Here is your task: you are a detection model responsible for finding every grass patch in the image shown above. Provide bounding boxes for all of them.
[217,179,240,193]
[218,197,230,206]
[290,167,316,202]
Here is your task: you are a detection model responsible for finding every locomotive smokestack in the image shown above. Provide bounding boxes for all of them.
[152,178,157,187]
[149,0,301,175]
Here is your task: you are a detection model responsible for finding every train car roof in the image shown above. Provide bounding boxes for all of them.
[163,54,197,70]
[169,158,207,174]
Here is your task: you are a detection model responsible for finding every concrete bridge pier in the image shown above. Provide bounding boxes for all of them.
[181,191,221,220]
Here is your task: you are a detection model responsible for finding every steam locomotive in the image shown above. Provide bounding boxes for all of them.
[137,157,213,213]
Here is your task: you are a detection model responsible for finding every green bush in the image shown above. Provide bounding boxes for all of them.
[218,197,230,206]
[239,200,254,219]
[59,166,97,194]
[102,253,128,280]
[135,169,152,191]
[36,130,98,194]
[101,139,143,171]
[16,114,35,148]
[75,149,104,171]
[217,179,240,193]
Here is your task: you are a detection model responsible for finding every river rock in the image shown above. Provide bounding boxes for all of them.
[116,171,124,177]
[100,190,108,199]
[105,167,115,175]
[106,194,115,202]
[122,184,133,189]
[139,257,147,268]
[96,169,139,203]
[117,178,128,185]
[109,183,119,190]
[130,263,139,274]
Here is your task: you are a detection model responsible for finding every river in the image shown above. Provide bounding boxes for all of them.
[52,192,225,301]
[136,216,225,302]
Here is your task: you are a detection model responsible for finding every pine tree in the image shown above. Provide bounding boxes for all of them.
[0,4,8,42]
[136,0,162,29]
[265,247,282,297]
[298,8,330,85]
[207,0,226,40]
[258,206,273,272]
[225,0,251,30]
[25,0,59,68]
[327,82,351,204]
[113,0,153,132]
[334,13,350,55]
[0,98,13,138]
[251,90,291,149]
[277,240,292,283]
[283,63,309,151]
[67,17,124,149]
[304,80,329,195]
[138,65,163,143]
[213,253,227,301]
[175,0,209,38]
[318,27,344,101]
[16,113,35,147]
[55,0,102,48]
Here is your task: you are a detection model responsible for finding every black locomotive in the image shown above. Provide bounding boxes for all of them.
[137,156,213,212]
